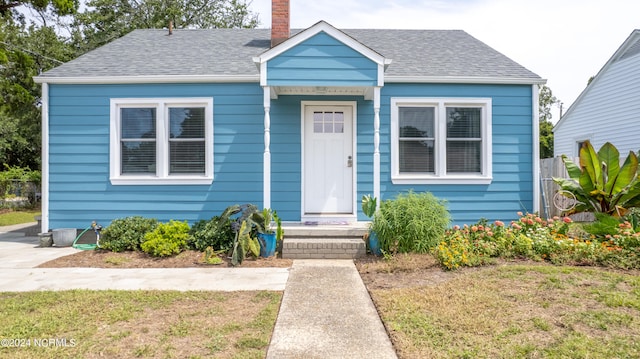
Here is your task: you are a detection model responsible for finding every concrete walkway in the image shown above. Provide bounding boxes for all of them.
[0,223,289,291]
[267,260,397,359]
[0,223,397,358]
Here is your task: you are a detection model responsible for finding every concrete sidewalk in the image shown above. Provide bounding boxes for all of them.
[267,260,397,359]
[0,223,289,291]
[0,223,397,358]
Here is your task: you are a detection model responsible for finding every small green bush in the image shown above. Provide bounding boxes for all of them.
[100,216,159,252]
[372,191,450,253]
[141,220,190,257]
[188,216,235,251]
[583,213,620,237]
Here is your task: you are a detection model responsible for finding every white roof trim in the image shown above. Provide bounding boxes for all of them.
[34,73,544,86]
[33,74,259,84]
[254,21,387,66]
[554,29,640,131]
[385,76,546,85]
[33,74,545,86]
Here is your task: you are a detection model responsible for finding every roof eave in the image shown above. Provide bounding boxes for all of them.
[33,74,260,84]
[33,74,545,86]
[385,76,546,85]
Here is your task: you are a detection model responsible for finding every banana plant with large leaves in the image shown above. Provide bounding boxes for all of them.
[553,141,640,216]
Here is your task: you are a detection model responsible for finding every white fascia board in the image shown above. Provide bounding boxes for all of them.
[33,74,259,84]
[385,76,546,85]
[254,21,386,66]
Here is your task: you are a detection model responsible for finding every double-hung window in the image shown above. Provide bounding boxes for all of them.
[110,98,213,185]
[391,98,492,184]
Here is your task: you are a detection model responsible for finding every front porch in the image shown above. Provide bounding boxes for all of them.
[281,222,370,259]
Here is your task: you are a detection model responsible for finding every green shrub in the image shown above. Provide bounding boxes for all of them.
[141,220,190,257]
[0,166,41,208]
[583,213,621,237]
[372,191,450,253]
[100,216,159,252]
[189,216,235,251]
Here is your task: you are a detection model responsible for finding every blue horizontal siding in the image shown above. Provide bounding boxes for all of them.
[47,81,534,229]
[267,32,378,87]
[47,83,266,229]
[377,83,534,225]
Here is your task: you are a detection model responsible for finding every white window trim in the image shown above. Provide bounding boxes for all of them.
[391,97,492,185]
[110,98,214,185]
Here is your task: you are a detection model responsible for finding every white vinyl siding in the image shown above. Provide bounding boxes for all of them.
[391,97,492,184]
[554,50,640,157]
[110,98,213,185]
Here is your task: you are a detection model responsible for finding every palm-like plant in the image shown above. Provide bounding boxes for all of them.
[553,141,640,216]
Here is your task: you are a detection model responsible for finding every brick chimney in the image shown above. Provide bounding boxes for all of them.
[271,0,290,47]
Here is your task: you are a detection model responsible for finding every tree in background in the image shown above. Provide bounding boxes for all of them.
[1,4,77,170]
[0,0,76,16]
[73,0,259,53]
[0,0,258,170]
[539,84,559,159]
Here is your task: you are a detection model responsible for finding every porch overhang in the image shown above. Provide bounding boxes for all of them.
[266,85,378,100]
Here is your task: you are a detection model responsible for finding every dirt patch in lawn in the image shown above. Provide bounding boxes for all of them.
[355,253,468,289]
[38,249,293,268]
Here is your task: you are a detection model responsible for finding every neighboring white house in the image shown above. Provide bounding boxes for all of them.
[554,29,640,157]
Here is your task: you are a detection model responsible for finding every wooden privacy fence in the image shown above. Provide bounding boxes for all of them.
[539,157,594,221]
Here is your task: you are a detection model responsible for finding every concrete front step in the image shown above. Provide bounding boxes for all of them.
[282,237,367,259]
[280,223,370,259]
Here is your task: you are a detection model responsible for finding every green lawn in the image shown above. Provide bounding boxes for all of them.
[0,290,281,359]
[371,264,640,359]
[0,209,40,226]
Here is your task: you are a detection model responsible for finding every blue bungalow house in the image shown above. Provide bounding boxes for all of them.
[34,1,544,232]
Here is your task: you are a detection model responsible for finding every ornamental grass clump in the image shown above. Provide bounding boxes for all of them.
[371,191,450,253]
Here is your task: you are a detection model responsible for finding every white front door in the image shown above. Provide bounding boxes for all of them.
[303,104,354,215]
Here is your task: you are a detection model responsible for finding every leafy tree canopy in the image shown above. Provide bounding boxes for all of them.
[539,84,559,158]
[74,0,259,51]
[0,0,77,16]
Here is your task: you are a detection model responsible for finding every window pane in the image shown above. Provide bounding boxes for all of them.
[446,107,481,138]
[324,122,333,133]
[313,112,323,133]
[170,107,205,139]
[170,141,205,174]
[399,107,434,138]
[121,141,155,174]
[334,112,344,133]
[399,140,434,173]
[121,108,156,139]
[447,141,481,172]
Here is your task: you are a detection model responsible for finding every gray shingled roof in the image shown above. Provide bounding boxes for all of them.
[39,28,540,80]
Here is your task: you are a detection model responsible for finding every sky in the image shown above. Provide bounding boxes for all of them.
[249,0,640,123]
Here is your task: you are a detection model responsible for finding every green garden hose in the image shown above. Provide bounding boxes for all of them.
[72,222,100,250]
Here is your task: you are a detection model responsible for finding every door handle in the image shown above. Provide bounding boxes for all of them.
[347,155,353,167]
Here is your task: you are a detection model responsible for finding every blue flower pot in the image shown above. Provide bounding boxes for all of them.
[258,232,277,257]
[368,230,382,256]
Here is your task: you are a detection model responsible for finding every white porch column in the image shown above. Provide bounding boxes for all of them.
[41,82,49,233]
[373,87,381,208]
[263,86,272,209]
[532,84,540,214]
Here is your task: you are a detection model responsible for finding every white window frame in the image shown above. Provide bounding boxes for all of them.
[391,97,492,184]
[110,98,214,185]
